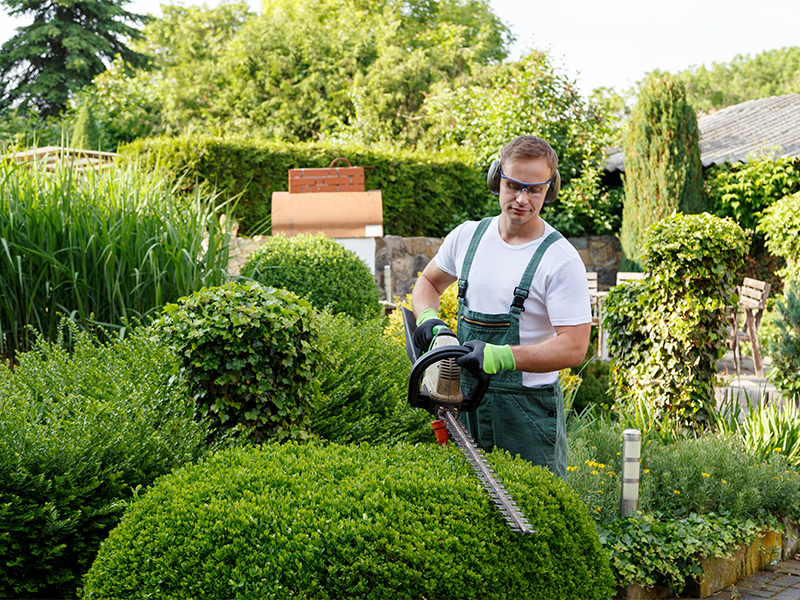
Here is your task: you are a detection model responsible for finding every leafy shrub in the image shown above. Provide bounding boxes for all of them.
[0,159,231,361]
[241,233,382,320]
[153,282,321,443]
[605,213,749,428]
[705,150,800,233]
[83,443,615,600]
[766,279,800,402]
[120,135,490,237]
[311,311,431,444]
[384,282,460,346]
[0,325,210,600]
[759,191,800,283]
[571,358,612,414]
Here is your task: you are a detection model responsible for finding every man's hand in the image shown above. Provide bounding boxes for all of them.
[455,340,516,380]
[413,308,451,354]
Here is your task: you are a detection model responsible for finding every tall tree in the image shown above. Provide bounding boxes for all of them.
[620,75,705,269]
[0,0,149,117]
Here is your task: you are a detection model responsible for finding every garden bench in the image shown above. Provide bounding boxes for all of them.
[728,277,771,377]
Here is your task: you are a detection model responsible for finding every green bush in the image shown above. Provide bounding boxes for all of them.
[0,159,231,361]
[605,213,750,428]
[766,279,800,402]
[119,135,489,237]
[241,233,382,320]
[759,191,800,283]
[83,443,615,600]
[571,358,612,414]
[153,282,321,443]
[311,311,431,444]
[0,325,210,600]
[705,150,800,233]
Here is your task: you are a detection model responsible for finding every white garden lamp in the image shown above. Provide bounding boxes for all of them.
[620,429,641,518]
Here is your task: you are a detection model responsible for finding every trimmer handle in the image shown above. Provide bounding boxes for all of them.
[406,343,490,414]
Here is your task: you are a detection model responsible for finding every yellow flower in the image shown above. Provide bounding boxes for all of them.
[591,470,599,475]
[702,473,710,478]
[674,490,680,494]
[722,480,727,484]
[643,469,650,474]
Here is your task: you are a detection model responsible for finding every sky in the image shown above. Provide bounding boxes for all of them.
[0,0,798,96]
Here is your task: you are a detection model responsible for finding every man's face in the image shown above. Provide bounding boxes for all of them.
[498,157,553,227]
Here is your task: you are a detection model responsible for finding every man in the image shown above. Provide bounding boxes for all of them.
[411,135,591,480]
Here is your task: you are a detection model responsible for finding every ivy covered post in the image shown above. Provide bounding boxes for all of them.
[605,213,749,429]
[620,75,705,270]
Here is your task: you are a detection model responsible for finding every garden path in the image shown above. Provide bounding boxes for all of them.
[674,558,800,599]
[715,350,782,421]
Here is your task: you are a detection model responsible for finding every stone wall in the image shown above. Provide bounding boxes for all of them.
[374,234,622,301]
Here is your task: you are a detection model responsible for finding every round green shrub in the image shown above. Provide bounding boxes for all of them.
[241,233,382,320]
[83,443,615,600]
[153,281,321,443]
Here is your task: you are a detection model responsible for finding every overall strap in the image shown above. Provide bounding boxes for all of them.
[510,231,564,314]
[457,217,494,303]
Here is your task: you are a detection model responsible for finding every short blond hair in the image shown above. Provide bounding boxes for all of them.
[499,136,558,177]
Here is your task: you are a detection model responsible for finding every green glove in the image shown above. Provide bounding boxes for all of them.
[414,308,452,354]
[455,340,516,379]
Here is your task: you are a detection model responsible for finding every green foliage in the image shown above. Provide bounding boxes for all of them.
[119,135,489,237]
[241,233,381,320]
[70,102,101,150]
[0,159,231,362]
[568,423,800,593]
[648,47,800,114]
[620,75,705,268]
[421,51,608,181]
[0,325,210,600]
[740,396,800,464]
[605,213,750,428]
[759,191,800,282]
[0,0,150,116]
[570,358,612,414]
[82,443,615,600]
[311,311,432,444]
[124,0,509,144]
[598,512,766,594]
[705,150,800,232]
[153,282,322,443]
[766,279,800,402]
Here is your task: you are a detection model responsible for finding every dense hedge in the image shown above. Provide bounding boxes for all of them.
[83,443,615,600]
[0,326,210,599]
[241,233,382,320]
[119,135,491,237]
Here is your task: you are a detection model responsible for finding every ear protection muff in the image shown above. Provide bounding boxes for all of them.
[486,159,561,204]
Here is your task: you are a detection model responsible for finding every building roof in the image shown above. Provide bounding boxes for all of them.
[604,93,800,172]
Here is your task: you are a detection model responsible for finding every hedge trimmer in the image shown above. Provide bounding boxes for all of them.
[402,307,534,535]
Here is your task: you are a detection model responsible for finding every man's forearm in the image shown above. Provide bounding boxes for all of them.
[509,324,591,373]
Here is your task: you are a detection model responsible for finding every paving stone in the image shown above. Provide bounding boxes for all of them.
[771,589,800,600]
[772,575,800,588]
[740,587,779,598]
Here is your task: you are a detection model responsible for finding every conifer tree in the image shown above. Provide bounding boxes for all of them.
[620,75,705,269]
[71,102,100,150]
[0,0,149,117]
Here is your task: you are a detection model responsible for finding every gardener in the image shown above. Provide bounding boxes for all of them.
[411,135,592,481]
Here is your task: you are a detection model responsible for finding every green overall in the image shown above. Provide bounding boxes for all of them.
[457,218,568,481]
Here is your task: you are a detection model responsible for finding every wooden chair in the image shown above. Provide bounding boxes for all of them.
[586,272,605,357]
[729,277,771,377]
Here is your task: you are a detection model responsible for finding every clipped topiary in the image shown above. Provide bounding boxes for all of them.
[83,443,615,600]
[241,233,382,320]
[153,281,321,443]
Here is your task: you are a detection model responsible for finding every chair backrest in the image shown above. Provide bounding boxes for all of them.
[586,271,598,296]
[616,271,645,286]
[738,277,770,311]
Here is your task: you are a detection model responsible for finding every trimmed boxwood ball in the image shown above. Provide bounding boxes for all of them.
[83,443,615,600]
[241,232,382,320]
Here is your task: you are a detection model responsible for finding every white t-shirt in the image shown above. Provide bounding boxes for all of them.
[434,216,592,387]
